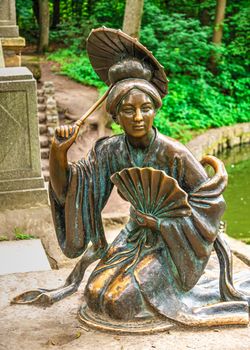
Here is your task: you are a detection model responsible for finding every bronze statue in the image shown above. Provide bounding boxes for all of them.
[12,28,250,333]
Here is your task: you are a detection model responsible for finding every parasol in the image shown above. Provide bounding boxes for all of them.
[87,27,168,98]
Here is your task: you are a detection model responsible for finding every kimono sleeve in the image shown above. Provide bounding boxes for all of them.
[49,142,113,259]
[159,149,227,291]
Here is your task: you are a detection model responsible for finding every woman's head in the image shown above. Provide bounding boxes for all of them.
[106,79,162,119]
[106,79,162,138]
[105,57,163,138]
[116,88,155,138]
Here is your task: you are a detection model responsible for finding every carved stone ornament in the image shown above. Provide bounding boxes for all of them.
[12,28,250,333]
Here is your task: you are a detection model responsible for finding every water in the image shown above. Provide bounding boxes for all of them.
[219,144,250,243]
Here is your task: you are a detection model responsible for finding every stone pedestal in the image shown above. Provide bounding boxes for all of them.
[0,0,19,37]
[0,67,48,209]
[0,0,25,67]
[1,36,25,67]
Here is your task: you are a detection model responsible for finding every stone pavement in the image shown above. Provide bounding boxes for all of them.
[0,239,51,275]
[0,256,250,350]
[0,211,249,350]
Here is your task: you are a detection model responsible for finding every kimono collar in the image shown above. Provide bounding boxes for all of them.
[125,127,158,167]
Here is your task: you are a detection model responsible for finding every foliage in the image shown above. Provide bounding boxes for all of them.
[111,122,124,135]
[48,50,106,89]
[91,0,125,29]
[139,1,250,136]
[14,227,35,240]
[16,0,38,43]
[49,18,97,53]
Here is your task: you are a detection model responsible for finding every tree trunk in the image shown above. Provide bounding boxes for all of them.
[122,0,144,39]
[38,0,50,53]
[32,0,39,25]
[212,0,227,45]
[210,0,227,73]
[52,0,60,29]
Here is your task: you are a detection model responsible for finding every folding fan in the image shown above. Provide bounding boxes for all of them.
[111,167,191,219]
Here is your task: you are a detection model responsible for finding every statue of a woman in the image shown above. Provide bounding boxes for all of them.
[13,28,250,333]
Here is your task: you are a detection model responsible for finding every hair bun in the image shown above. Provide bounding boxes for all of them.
[108,58,152,84]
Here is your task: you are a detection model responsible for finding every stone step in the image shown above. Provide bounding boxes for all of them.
[47,115,59,124]
[38,104,46,112]
[37,89,44,97]
[37,96,45,104]
[47,126,56,137]
[39,124,47,134]
[39,135,49,148]
[42,170,50,182]
[41,148,50,159]
[38,112,46,123]
[41,158,49,171]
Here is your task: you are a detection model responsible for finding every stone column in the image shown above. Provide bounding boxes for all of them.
[0,67,48,209]
[0,0,25,67]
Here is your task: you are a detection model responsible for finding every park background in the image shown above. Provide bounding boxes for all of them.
[17,0,249,142]
[0,2,250,349]
[15,0,250,243]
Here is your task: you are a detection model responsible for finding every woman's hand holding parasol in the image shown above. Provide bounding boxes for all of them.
[53,27,168,149]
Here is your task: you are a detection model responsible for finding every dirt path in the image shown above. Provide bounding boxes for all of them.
[40,61,99,120]
[40,61,129,217]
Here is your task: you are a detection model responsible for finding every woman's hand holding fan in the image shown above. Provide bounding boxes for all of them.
[111,167,192,245]
[130,207,159,231]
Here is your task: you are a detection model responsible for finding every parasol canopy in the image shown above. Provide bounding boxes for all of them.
[86,27,168,98]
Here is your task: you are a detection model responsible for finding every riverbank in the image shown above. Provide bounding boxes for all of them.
[186,123,250,161]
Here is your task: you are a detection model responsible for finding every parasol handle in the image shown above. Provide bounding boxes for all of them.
[75,85,113,128]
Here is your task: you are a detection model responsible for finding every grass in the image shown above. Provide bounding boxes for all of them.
[13,227,35,240]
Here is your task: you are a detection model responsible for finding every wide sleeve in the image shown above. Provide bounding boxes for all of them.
[49,141,113,259]
[159,152,227,291]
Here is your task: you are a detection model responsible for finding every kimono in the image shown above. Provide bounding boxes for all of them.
[50,128,250,327]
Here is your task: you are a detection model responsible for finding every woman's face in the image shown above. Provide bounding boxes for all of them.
[117,89,156,138]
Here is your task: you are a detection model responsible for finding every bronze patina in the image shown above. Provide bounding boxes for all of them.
[12,28,250,333]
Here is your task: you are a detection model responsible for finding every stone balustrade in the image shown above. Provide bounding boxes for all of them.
[187,123,250,160]
[37,81,59,181]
